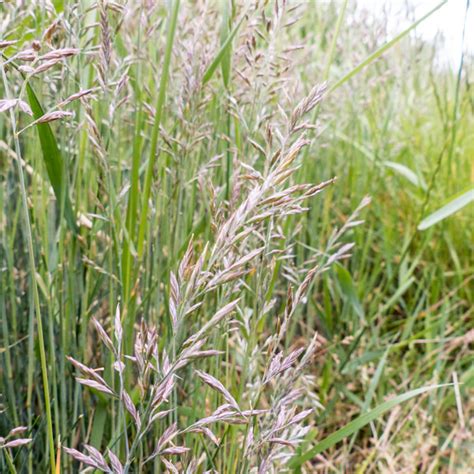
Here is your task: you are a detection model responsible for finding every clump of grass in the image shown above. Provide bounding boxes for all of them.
[62,77,368,471]
[0,1,472,472]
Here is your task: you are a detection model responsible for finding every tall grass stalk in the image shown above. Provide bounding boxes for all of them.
[0,62,56,474]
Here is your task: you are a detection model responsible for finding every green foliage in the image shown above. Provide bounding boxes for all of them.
[26,83,77,233]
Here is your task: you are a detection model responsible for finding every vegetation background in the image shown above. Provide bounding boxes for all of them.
[0,0,472,472]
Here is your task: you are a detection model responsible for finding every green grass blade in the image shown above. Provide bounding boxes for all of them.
[122,75,144,303]
[418,189,474,230]
[383,161,427,190]
[220,0,232,88]
[289,384,451,468]
[26,83,77,234]
[202,9,246,86]
[3,448,18,474]
[323,0,348,81]
[348,348,389,451]
[328,0,447,94]
[335,263,364,321]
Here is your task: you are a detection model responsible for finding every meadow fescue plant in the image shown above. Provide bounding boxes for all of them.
[0,0,472,472]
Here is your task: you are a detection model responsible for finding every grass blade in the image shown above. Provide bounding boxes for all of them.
[418,189,474,230]
[26,83,77,233]
[335,263,364,321]
[323,0,348,81]
[202,8,246,85]
[328,0,447,94]
[289,384,451,468]
[348,348,389,451]
[383,161,427,190]
[220,0,232,88]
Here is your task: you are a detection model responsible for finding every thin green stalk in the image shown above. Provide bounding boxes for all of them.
[2,449,17,474]
[322,0,348,82]
[1,61,56,474]
[121,78,143,304]
[136,0,180,258]
[0,289,19,426]
[26,295,35,473]
[447,0,469,173]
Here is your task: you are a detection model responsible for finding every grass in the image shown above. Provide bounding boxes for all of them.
[0,1,472,472]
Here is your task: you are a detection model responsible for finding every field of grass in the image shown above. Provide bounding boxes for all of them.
[0,1,472,472]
